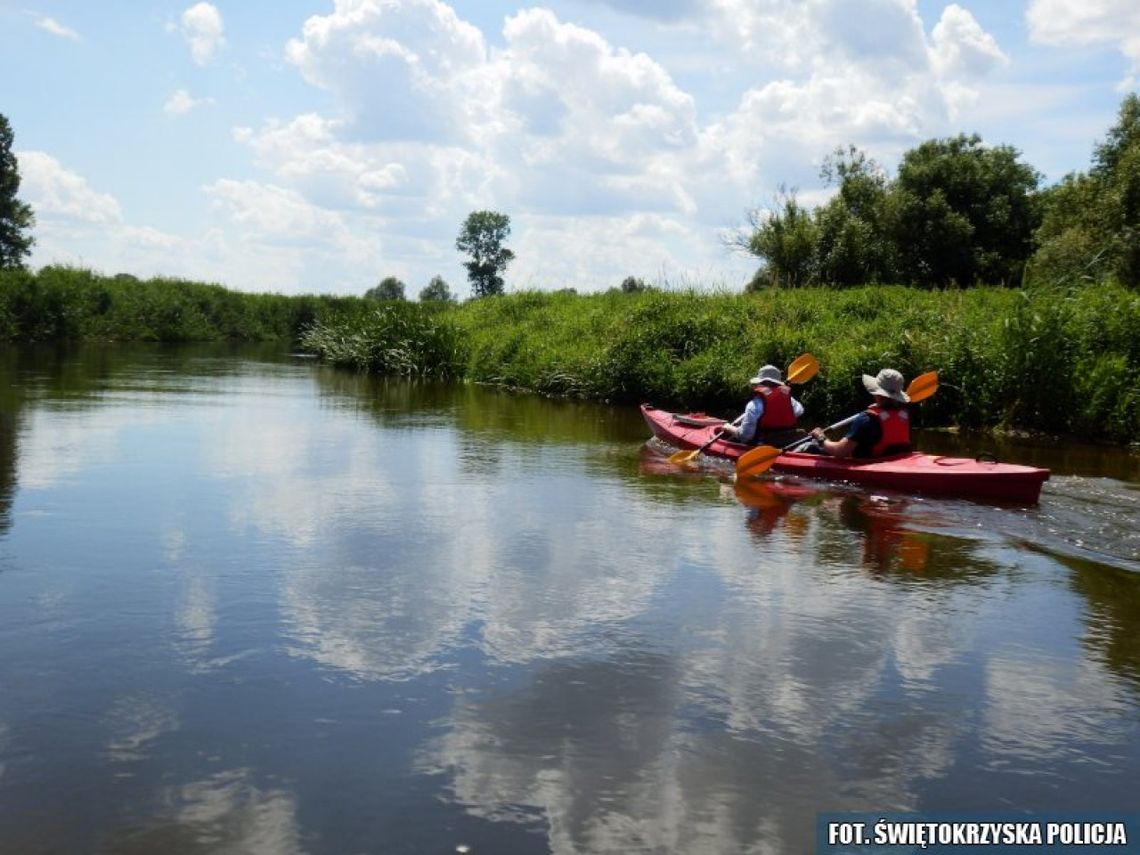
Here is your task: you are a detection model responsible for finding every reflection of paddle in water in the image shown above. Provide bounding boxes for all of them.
[733,480,813,539]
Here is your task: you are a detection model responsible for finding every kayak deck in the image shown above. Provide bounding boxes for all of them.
[640,404,1050,504]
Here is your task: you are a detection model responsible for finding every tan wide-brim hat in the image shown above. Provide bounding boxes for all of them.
[862,368,909,402]
[749,364,783,386]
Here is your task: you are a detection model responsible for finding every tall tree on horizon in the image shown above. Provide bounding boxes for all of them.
[0,114,35,269]
[456,210,514,297]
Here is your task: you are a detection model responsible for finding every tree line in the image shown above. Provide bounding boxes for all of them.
[738,93,1140,291]
[4,95,1140,294]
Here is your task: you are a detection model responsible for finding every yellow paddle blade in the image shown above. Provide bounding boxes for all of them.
[667,447,701,465]
[734,444,781,478]
[906,370,939,403]
[786,352,819,384]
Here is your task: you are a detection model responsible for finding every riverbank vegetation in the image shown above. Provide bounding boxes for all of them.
[0,265,358,342]
[299,284,1140,444]
[1,260,1137,443]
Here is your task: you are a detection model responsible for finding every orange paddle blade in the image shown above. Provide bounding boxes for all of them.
[734,444,781,478]
[786,352,819,385]
[906,371,939,403]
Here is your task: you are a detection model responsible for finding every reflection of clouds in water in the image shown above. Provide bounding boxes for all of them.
[419,647,954,854]
[216,414,401,549]
[123,769,303,855]
[416,512,986,851]
[257,416,686,677]
[419,653,690,853]
[175,570,218,671]
[18,406,176,489]
[982,655,1130,762]
[275,441,485,681]
[477,501,680,664]
[890,602,971,685]
[282,557,474,681]
[103,694,179,763]
[278,475,683,679]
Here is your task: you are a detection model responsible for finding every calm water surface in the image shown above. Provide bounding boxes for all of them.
[1,344,1138,854]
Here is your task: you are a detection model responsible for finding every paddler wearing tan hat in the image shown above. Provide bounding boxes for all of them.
[720,364,806,447]
[808,368,913,459]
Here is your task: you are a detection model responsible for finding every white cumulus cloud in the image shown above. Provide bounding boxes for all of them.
[285,0,487,141]
[180,2,225,65]
[932,4,1010,79]
[17,151,122,224]
[35,16,81,41]
[1027,0,1140,84]
[163,88,214,115]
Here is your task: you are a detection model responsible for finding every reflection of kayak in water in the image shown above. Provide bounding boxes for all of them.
[837,494,930,572]
[732,480,817,539]
[732,479,816,509]
[641,404,1051,504]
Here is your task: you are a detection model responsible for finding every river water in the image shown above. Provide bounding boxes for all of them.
[0,344,1137,854]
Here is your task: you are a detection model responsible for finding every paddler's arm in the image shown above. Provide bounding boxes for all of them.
[810,412,871,458]
[722,400,760,442]
[810,427,856,458]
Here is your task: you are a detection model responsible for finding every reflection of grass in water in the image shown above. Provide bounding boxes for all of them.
[1065,555,1140,695]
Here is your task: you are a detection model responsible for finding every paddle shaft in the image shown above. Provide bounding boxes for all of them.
[784,413,861,451]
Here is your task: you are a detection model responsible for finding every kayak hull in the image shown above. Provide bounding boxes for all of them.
[640,404,1050,504]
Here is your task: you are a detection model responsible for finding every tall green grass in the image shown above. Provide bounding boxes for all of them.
[445,285,1140,443]
[0,266,359,342]
[299,301,466,378]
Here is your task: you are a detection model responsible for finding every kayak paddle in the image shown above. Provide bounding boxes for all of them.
[668,353,819,466]
[735,370,939,478]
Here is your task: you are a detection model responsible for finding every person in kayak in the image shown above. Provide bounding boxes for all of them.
[720,364,805,446]
[807,368,912,458]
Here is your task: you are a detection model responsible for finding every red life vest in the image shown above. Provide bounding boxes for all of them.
[758,384,797,430]
[866,404,911,457]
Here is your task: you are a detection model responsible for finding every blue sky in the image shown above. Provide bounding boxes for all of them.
[2,1,1138,299]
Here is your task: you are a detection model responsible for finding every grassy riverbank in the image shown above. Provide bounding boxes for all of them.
[2,267,1137,442]
[305,284,1140,443]
[0,266,358,342]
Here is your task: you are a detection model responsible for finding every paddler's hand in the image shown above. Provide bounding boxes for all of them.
[811,427,826,442]
[721,424,738,438]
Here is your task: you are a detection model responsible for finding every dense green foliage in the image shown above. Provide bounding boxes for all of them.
[299,301,466,378]
[1031,93,1140,288]
[746,136,1041,288]
[365,276,406,301]
[0,114,35,269]
[618,276,651,293]
[301,285,1140,444]
[456,210,514,297]
[419,275,454,302]
[0,266,357,341]
[747,94,1140,291]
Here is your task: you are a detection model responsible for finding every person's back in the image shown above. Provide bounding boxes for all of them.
[808,368,912,459]
[850,400,911,458]
[723,364,805,446]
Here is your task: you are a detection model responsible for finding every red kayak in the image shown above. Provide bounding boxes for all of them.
[641,404,1050,504]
